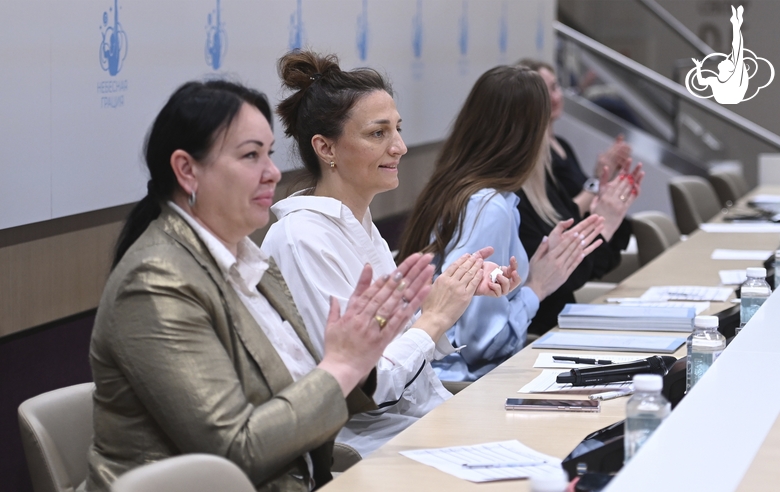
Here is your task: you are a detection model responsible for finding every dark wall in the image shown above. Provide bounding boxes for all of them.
[0,311,95,492]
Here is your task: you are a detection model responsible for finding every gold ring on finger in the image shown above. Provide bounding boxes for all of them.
[396,280,408,292]
[374,315,388,329]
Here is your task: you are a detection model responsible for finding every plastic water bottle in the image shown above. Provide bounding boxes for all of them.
[624,374,670,463]
[738,267,771,334]
[686,315,726,392]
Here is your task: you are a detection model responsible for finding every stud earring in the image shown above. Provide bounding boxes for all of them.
[330,161,335,169]
[188,190,197,207]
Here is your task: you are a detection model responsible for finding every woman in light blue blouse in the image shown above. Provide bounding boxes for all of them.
[398,65,604,381]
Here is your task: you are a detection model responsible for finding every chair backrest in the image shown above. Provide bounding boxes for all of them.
[668,176,722,234]
[111,454,255,492]
[708,170,749,206]
[18,383,95,492]
[630,211,682,266]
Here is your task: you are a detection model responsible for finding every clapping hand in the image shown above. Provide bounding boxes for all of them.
[470,246,522,297]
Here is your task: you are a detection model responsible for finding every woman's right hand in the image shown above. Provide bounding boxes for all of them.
[318,253,434,396]
[417,253,484,342]
[524,229,589,301]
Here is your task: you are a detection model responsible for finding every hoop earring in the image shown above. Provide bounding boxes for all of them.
[330,161,335,169]
[188,190,197,207]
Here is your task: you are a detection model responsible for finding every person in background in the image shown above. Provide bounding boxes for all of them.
[518,59,634,217]
[516,59,645,336]
[398,65,605,382]
[263,50,520,457]
[83,80,433,491]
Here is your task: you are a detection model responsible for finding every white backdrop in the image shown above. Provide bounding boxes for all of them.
[0,0,553,230]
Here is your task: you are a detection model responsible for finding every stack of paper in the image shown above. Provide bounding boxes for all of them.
[700,223,780,233]
[400,440,563,483]
[532,332,686,353]
[557,304,695,332]
[639,286,733,302]
[711,249,772,260]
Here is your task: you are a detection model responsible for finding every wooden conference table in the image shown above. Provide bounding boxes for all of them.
[322,186,780,492]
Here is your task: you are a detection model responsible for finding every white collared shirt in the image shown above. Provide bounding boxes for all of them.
[262,191,452,457]
[168,202,317,382]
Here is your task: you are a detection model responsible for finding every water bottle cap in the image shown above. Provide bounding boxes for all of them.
[530,467,569,492]
[694,315,719,329]
[633,374,663,392]
[746,267,767,278]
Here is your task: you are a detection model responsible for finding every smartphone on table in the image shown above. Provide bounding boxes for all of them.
[505,398,600,412]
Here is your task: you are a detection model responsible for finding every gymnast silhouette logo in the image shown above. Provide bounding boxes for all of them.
[412,0,423,59]
[205,0,227,70]
[459,1,469,57]
[288,0,304,51]
[356,0,369,61]
[99,0,128,76]
[685,5,774,105]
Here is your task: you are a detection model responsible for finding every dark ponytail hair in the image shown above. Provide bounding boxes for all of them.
[112,80,272,268]
[276,50,393,189]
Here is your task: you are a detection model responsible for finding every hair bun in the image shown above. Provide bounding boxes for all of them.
[278,51,341,92]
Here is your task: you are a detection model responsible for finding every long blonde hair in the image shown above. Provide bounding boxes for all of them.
[521,139,560,226]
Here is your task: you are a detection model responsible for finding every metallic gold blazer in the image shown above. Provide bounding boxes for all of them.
[83,207,376,491]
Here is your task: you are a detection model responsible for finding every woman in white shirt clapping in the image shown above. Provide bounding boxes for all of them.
[262,50,520,458]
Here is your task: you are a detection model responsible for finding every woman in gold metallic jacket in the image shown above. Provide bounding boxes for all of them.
[82,80,434,491]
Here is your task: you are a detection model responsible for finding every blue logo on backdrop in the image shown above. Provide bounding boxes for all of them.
[99,0,128,76]
[498,3,508,56]
[357,0,369,61]
[412,0,423,59]
[459,1,468,56]
[206,0,227,70]
[289,0,305,51]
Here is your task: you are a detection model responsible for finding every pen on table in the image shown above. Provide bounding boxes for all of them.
[553,356,613,365]
[462,461,545,469]
[588,390,634,401]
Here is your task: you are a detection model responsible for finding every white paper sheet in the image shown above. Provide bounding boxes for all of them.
[533,353,645,369]
[519,369,633,393]
[640,286,733,302]
[700,223,780,233]
[399,440,563,483]
[719,269,748,285]
[749,194,780,204]
[604,299,710,314]
[711,249,772,260]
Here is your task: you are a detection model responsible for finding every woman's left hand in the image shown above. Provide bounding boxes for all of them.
[590,161,644,241]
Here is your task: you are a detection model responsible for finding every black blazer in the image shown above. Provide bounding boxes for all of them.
[517,174,631,336]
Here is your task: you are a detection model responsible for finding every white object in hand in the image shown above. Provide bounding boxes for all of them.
[490,267,503,283]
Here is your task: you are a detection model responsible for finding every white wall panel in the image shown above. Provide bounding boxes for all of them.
[1,0,554,229]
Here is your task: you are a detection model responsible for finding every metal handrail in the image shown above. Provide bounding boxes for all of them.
[635,0,714,57]
[554,21,780,150]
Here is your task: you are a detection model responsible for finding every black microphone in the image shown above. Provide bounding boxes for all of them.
[555,356,678,386]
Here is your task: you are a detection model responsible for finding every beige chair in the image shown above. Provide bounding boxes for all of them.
[668,176,722,234]
[630,211,681,266]
[111,454,254,492]
[332,443,363,473]
[18,383,95,492]
[708,170,749,207]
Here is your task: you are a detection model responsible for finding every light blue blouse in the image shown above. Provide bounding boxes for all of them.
[432,189,539,382]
